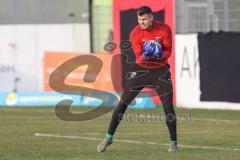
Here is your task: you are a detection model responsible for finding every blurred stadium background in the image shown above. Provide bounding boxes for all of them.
[0,0,240,159]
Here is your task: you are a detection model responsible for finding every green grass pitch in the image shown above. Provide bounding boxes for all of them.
[0,106,240,160]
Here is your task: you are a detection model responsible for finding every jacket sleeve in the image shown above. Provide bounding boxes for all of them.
[129,28,144,61]
[162,25,172,59]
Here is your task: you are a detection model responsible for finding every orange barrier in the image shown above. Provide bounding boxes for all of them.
[44,52,114,92]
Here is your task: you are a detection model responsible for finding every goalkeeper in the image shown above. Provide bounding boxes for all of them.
[97,6,177,152]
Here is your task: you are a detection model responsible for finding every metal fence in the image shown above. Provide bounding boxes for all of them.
[176,0,240,33]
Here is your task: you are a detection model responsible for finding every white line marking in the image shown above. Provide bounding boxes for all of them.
[177,144,240,151]
[34,133,240,151]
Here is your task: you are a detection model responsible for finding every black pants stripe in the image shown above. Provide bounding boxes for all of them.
[107,64,177,142]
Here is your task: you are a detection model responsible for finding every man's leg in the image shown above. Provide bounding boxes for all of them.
[155,68,177,152]
[97,75,144,152]
[159,91,177,152]
[107,86,143,135]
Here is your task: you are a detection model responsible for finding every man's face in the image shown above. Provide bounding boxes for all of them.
[137,14,153,30]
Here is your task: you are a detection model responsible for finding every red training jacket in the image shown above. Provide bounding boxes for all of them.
[129,20,172,69]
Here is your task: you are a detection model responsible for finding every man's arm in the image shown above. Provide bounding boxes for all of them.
[129,28,144,61]
[162,25,172,59]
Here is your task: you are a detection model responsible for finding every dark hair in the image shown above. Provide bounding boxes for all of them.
[137,6,153,16]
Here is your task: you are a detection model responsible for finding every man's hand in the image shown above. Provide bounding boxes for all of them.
[152,41,163,59]
[142,40,155,60]
[142,40,163,60]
